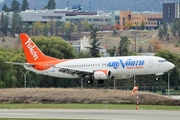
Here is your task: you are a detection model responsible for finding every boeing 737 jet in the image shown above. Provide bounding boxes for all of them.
[6,33,175,84]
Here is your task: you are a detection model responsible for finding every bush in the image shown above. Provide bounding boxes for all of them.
[2,38,5,42]
[174,41,179,47]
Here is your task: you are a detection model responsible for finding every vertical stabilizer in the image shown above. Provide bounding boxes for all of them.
[20,33,57,63]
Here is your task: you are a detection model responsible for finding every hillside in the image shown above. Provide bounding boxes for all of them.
[0,30,177,54]
[0,0,180,12]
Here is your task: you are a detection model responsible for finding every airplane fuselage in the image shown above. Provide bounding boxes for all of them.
[24,56,174,79]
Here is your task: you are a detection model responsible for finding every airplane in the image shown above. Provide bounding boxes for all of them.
[6,33,175,84]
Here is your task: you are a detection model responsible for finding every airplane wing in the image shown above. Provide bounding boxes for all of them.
[5,62,35,67]
[53,66,94,77]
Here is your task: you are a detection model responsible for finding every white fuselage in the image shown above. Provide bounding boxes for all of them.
[24,56,175,79]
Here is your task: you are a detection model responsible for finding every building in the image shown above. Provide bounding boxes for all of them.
[120,11,162,30]
[3,9,113,29]
[163,3,180,23]
[70,36,107,56]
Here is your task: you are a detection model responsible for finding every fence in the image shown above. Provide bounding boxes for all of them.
[114,86,180,95]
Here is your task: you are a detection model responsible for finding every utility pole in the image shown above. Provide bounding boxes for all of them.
[81,78,83,89]
[24,71,30,88]
[134,31,136,53]
[168,71,172,97]
[134,31,136,86]
[134,75,136,86]
[114,77,116,90]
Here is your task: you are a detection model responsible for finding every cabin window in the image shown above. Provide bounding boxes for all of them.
[158,60,167,62]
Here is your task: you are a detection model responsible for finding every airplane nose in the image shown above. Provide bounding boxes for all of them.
[169,62,175,69]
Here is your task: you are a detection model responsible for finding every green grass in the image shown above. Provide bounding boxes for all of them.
[0,103,179,110]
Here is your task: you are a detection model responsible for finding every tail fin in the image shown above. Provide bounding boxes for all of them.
[20,33,58,63]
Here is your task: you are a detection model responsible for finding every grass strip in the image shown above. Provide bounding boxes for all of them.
[0,104,179,110]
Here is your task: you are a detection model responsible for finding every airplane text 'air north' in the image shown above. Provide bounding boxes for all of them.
[107,59,145,69]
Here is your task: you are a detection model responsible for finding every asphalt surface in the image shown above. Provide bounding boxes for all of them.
[0,109,179,120]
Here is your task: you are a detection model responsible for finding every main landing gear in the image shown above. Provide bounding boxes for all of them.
[87,79,104,84]
[86,75,104,84]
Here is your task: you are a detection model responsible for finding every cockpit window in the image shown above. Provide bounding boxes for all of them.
[158,60,167,62]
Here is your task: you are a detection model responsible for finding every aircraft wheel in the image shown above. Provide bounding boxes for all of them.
[98,80,104,84]
[87,79,93,84]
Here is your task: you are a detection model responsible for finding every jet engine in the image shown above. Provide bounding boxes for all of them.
[94,70,112,80]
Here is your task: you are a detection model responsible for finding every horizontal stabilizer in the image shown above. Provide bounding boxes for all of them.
[5,62,35,67]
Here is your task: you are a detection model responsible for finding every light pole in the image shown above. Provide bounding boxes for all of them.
[134,75,136,86]
[168,71,172,97]
[134,31,136,53]
[24,71,30,88]
[114,77,116,90]
[81,78,83,89]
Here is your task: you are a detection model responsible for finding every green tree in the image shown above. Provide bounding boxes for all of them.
[1,12,9,36]
[43,23,49,37]
[158,27,163,40]
[22,21,30,35]
[170,23,177,38]
[118,36,131,56]
[0,49,17,88]
[2,4,10,12]
[77,51,92,58]
[44,0,56,10]
[11,52,26,87]
[171,19,180,39]
[81,20,90,32]
[155,49,179,67]
[10,0,20,12]
[31,36,76,59]
[140,20,145,30]
[124,20,134,30]
[86,26,102,57]
[49,19,55,36]
[107,46,116,56]
[11,11,22,37]
[158,20,168,41]
[155,49,180,87]
[138,46,143,53]
[0,55,6,88]
[31,22,44,36]
[55,20,61,36]
[64,22,76,40]
[113,29,117,37]
[21,0,29,11]
[162,20,168,37]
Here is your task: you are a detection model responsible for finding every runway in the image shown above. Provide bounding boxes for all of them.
[0,109,179,120]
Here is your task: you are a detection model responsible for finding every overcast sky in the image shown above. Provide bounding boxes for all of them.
[0,0,4,3]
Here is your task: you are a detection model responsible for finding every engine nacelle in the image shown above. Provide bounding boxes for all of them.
[94,70,112,80]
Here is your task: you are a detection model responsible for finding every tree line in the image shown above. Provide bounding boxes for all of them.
[2,0,55,12]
